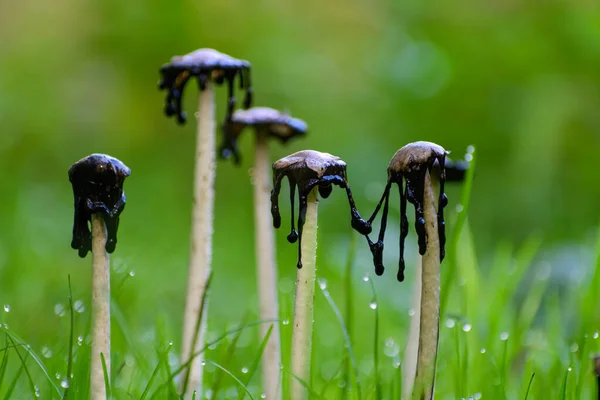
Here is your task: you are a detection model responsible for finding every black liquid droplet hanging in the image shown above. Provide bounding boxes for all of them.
[398,181,409,282]
[270,175,283,229]
[287,178,298,243]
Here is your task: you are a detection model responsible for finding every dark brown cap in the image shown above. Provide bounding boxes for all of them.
[158,48,252,124]
[270,150,371,269]
[366,141,449,282]
[220,107,308,164]
[594,354,600,377]
[69,154,131,258]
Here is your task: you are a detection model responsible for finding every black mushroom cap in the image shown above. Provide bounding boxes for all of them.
[69,154,131,258]
[158,48,252,125]
[220,107,308,164]
[270,150,371,268]
[366,141,449,282]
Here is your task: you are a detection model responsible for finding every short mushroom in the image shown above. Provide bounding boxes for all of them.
[158,48,252,398]
[270,150,370,400]
[365,141,447,399]
[220,107,307,400]
[69,153,131,400]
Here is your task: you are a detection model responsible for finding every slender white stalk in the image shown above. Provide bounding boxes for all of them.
[180,82,216,398]
[402,255,421,398]
[253,130,282,400]
[90,213,110,400]
[414,170,441,399]
[404,173,441,399]
[290,188,318,400]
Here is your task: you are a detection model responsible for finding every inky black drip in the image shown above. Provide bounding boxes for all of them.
[366,181,392,277]
[287,178,298,243]
[68,154,130,258]
[399,183,409,282]
[270,160,371,269]
[365,153,448,282]
[158,62,252,126]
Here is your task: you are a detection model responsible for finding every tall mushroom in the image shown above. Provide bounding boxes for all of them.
[159,48,252,398]
[220,107,307,400]
[270,150,370,400]
[402,151,470,397]
[365,142,448,399]
[69,154,131,400]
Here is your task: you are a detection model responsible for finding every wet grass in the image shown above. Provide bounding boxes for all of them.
[1,148,599,399]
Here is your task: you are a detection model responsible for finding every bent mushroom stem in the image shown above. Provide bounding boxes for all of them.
[291,188,318,400]
[91,214,110,400]
[253,129,282,400]
[414,169,441,399]
[180,81,216,397]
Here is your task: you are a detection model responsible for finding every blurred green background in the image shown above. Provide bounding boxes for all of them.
[1,0,600,397]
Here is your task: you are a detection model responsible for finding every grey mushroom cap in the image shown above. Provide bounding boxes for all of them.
[388,141,448,174]
[273,150,345,179]
[220,107,308,165]
[158,48,253,125]
[270,149,371,269]
[166,48,251,73]
[231,107,308,141]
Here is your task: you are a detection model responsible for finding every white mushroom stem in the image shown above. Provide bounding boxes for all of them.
[290,188,318,400]
[253,130,282,400]
[403,172,442,399]
[90,213,110,400]
[180,81,216,398]
[414,169,441,399]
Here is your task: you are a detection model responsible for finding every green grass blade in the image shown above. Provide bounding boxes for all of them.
[559,367,570,400]
[441,145,476,316]
[343,231,357,400]
[211,315,248,399]
[63,275,75,399]
[319,358,345,398]
[285,369,324,400]
[367,277,381,400]
[101,352,112,398]
[524,373,535,400]
[2,352,28,400]
[111,299,152,375]
[237,324,274,400]
[182,271,213,395]
[140,343,174,400]
[204,360,254,400]
[6,336,36,398]
[2,329,62,396]
[0,333,10,392]
[318,279,361,399]
[150,319,278,399]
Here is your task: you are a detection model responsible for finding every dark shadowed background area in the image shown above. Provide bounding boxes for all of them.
[1,0,599,396]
